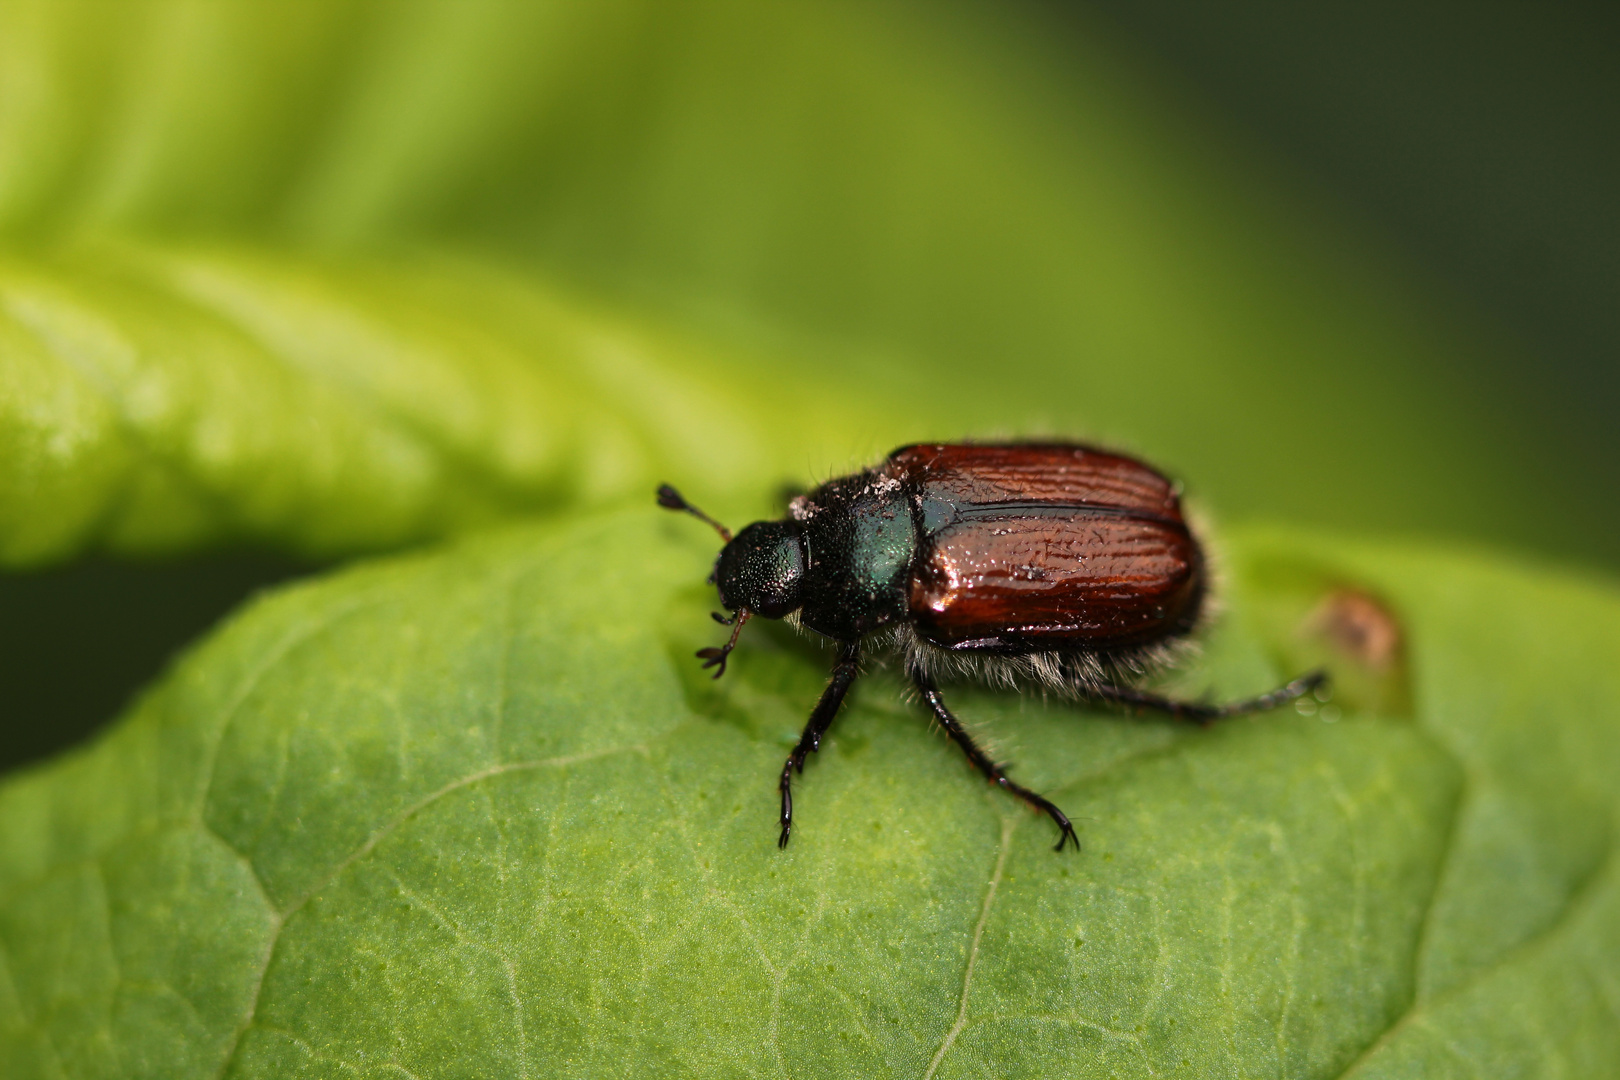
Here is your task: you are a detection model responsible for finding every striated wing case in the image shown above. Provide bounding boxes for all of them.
[888,444,1203,651]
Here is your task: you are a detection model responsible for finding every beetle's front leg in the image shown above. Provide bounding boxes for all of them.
[1085,670,1327,725]
[910,665,1079,852]
[779,640,862,848]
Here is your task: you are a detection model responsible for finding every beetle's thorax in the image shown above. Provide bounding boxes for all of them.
[793,467,918,640]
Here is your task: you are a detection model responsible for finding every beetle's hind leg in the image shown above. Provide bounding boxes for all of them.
[778,640,862,849]
[1084,669,1328,725]
[909,665,1079,852]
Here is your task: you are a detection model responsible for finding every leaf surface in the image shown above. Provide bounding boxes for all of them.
[1,512,1613,1078]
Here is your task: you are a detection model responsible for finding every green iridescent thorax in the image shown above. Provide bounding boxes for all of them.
[794,471,919,640]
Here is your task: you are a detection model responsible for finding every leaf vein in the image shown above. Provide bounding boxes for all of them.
[196,588,396,821]
[922,812,1015,1080]
[212,743,645,1080]
[1,286,247,547]
[1334,802,1614,1078]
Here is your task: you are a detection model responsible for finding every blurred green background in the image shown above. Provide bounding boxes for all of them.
[1,0,1615,771]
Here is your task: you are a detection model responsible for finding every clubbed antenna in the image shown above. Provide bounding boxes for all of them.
[657,483,733,542]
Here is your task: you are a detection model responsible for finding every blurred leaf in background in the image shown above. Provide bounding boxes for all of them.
[2,0,1614,569]
[1081,0,1620,516]
[0,1,1616,1077]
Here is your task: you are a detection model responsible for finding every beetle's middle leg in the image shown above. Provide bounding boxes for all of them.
[1084,670,1328,725]
[909,665,1079,852]
[778,640,862,849]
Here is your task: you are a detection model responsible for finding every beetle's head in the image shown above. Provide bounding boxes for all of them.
[658,483,805,678]
[714,520,805,618]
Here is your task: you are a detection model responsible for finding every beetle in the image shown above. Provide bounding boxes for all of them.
[658,442,1324,851]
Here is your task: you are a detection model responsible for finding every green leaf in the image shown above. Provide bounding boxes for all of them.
[0,2,1601,567]
[1,510,1613,1078]
[0,241,888,565]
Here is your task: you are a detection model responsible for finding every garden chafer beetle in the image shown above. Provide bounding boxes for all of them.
[660,442,1323,851]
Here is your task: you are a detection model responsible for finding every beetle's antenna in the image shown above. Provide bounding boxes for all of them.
[697,609,751,679]
[657,483,733,543]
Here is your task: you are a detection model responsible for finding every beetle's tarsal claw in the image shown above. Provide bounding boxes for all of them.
[695,646,729,678]
[695,608,751,679]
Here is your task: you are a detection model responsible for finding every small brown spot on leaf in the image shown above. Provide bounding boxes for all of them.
[1307,589,1402,671]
